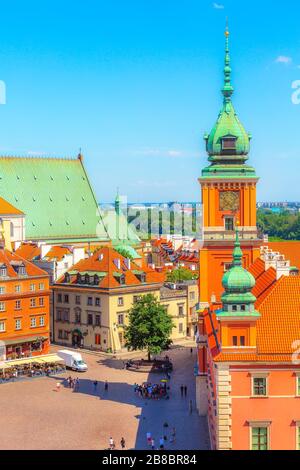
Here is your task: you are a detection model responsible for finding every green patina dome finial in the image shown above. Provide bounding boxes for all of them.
[202,23,255,174]
[222,19,234,106]
[218,228,260,318]
[232,226,243,267]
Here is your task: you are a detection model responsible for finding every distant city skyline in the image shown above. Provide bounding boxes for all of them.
[0,0,299,202]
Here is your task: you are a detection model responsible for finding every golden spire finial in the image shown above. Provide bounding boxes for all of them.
[225,17,229,37]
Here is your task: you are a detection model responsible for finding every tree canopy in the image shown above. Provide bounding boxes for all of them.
[124,293,174,360]
[166,266,198,282]
[257,209,300,240]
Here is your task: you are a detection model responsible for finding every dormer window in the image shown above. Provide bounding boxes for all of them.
[222,136,237,151]
[85,274,90,284]
[0,265,7,277]
[64,273,70,283]
[94,275,99,285]
[119,274,125,285]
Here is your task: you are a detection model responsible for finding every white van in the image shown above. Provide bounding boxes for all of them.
[57,350,88,372]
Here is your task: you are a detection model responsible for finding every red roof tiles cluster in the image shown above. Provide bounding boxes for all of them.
[57,246,165,289]
[0,248,47,278]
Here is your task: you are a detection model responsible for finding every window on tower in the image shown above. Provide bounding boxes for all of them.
[222,136,237,151]
[225,217,235,232]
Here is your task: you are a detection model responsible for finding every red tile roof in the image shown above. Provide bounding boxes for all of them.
[0,248,47,278]
[205,275,300,364]
[44,246,71,261]
[57,246,165,289]
[15,243,41,261]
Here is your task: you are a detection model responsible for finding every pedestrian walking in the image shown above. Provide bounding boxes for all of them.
[146,432,152,446]
[151,438,155,450]
[109,437,115,450]
[159,437,165,450]
[189,399,193,414]
[56,382,61,392]
[170,427,176,443]
[104,380,108,391]
[184,385,187,397]
[75,377,79,391]
[180,385,184,397]
[120,437,126,449]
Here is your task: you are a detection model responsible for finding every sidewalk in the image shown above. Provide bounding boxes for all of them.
[50,337,197,360]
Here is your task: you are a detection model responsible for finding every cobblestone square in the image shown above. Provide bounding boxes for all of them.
[0,345,209,450]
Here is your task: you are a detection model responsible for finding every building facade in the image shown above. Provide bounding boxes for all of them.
[197,232,300,450]
[52,247,198,352]
[0,248,50,360]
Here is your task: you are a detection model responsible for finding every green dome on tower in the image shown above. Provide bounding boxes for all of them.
[218,229,260,318]
[203,26,252,167]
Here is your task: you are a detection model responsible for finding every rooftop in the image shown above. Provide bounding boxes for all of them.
[0,155,108,242]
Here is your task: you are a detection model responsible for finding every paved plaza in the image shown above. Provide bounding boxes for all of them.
[0,345,210,450]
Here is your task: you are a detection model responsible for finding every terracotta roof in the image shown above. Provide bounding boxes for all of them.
[205,276,300,363]
[0,248,47,278]
[56,246,165,289]
[0,196,24,215]
[248,257,265,280]
[44,246,71,261]
[267,241,300,270]
[15,243,41,261]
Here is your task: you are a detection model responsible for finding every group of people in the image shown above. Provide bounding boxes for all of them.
[109,436,125,450]
[146,424,176,450]
[134,381,169,400]
[0,362,66,384]
[66,376,80,390]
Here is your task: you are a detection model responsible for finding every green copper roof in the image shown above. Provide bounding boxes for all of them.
[202,27,256,180]
[218,229,260,318]
[0,155,109,242]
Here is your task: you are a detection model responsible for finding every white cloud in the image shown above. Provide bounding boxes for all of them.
[275,55,292,64]
[213,2,225,9]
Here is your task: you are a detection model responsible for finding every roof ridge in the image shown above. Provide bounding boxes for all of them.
[257,274,285,310]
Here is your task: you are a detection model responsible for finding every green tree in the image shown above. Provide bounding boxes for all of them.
[166,267,198,282]
[124,294,174,360]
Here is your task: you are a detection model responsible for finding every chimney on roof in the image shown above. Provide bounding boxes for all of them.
[41,244,51,259]
[261,247,291,280]
[73,247,85,265]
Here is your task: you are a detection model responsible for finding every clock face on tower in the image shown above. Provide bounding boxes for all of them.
[219,191,240,212]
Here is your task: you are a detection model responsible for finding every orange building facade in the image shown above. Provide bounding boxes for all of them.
[199,27,261,306]
[0,248,50,360]
[196,27,300,451]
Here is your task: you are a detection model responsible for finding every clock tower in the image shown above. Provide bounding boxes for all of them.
[199,26,260,306]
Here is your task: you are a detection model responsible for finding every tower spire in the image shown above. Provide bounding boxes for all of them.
[222,19,234,104]
[232,225,243,267]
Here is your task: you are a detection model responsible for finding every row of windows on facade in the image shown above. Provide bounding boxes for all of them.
[0,297,45,311]
[0,283,45,294]
[57,293,145,307]
[0,316,46,332]
[56,310,125,326]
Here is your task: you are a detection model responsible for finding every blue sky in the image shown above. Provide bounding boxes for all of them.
[0,0,299,202]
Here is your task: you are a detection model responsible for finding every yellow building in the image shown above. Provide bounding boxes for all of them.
[52,247,198,352]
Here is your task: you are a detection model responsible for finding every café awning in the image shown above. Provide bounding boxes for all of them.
[3,336,48,346]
